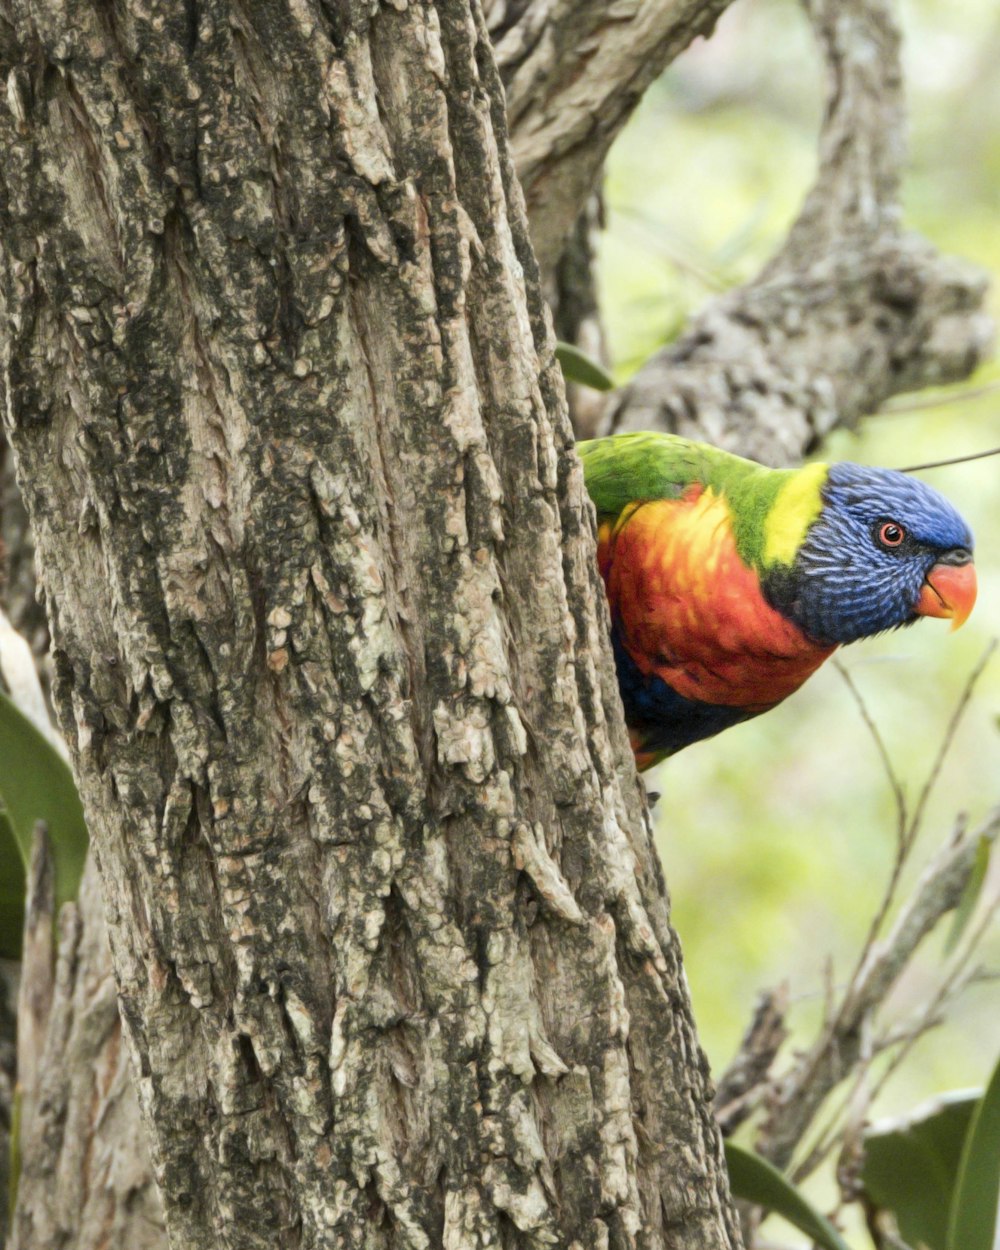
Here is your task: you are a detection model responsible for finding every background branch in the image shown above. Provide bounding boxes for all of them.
[487,0,736,277]
[712,642,999,1240]
[604,0,994,460]
[760,810,1000,1173]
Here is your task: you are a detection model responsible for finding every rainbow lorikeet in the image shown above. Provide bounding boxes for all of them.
[579,432,977,770]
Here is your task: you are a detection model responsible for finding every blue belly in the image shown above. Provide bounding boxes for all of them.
[611,627,759,757]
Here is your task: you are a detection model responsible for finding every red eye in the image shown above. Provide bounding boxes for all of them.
[878,522,905,547]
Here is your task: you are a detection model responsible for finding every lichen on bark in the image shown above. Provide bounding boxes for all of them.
[0,2,738,1247]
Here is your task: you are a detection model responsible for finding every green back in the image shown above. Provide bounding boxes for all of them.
[577,431,827,572]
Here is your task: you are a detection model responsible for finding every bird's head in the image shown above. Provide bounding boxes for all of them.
[764,463,977,645]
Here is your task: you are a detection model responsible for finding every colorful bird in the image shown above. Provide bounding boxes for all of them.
[579,432,977,770]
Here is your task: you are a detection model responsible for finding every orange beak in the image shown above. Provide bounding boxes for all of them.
[915,560,977,630]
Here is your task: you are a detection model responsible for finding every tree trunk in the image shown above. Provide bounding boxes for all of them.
[0,3,738,1247]
[13,849,164,1250]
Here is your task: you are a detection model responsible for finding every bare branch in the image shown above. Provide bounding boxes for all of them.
[833,643,996,1038]
[757,806,1000,1172]
[722,645,997,1189]
[906,640,998,843]
[880,378,1000,416]
[714,986,789,1136]
[859,935,990,1117]
[605,0,993,462]
[487,0,736,275]
[833,661,907,849]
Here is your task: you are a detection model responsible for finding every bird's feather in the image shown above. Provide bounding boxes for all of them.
[580,432,976,768]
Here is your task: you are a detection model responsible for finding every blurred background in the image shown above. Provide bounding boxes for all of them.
[599,0,999,1138]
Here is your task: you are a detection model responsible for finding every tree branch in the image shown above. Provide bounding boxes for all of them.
[487,0,735,276]
[758,807,1000,1173]
[11,858,166,1250]
[605,0,994,461]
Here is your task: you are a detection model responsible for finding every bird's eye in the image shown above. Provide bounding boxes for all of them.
[877,521,905,548]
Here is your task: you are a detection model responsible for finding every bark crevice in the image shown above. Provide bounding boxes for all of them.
[0,3,738,1247]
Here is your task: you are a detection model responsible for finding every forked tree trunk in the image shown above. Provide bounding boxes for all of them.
[0,3,739,1247]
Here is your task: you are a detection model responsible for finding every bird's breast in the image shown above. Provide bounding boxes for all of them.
[597,488,835,710]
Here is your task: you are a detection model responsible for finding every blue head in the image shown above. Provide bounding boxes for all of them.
[764,464,976,645]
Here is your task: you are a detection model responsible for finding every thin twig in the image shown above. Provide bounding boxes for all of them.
[757,807,1000,1172]
[833,660,907,846]
[714,987,789,1136]
[835,643,996,1008]
[906,639,997,844]
[825,920,995,1209]
[614,204,732,291]
[880,377,1000,416]
[832,661,912,1010]
[870,890,1000,1104]
[899,444,1000,472]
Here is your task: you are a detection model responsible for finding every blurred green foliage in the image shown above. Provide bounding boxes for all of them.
[0,691,89,958]
[859,1068,1000,1250]
[599,0,1000,1172]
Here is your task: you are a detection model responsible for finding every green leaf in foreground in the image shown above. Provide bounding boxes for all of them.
[0,689,88,919]
[948,1052,1000,1250]
[724,1140,851,1250]
[862,1090,978,1250]
[0,809,26,959]
[555,341,615,392]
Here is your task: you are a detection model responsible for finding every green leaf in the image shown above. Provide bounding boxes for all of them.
[0,689,88,918]
[724,1141,851,1250]
[862,1090,980,1250]
[555,341,615,392]
[0,808,26,959]
[945,834,991,955]
[948,1053,1000,1250]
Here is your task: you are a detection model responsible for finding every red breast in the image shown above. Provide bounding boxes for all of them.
[597,489,835,710]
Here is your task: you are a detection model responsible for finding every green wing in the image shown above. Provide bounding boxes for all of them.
[577,432,822,573]
[578,432,740,524]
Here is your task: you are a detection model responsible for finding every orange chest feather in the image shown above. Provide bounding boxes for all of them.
[597,488,835,709]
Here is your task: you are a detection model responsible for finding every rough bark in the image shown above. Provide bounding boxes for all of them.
[0,442,48,666]
[605,0,994,459]
[13,846,164,1250]
[0,3,738,1249]
[549,193,609,439]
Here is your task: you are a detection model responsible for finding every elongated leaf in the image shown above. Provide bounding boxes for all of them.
[0,808,26,959]
[0,689,88,916]
[724,1141,851,1250]
[555,341,615,392]
[948,1053,1000,1250]
[863,1091,980,1250]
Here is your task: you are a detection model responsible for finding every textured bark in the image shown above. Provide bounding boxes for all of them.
[0,3,738,1248]
[488,0,734,276]
[605,0,994,459]
[549,193,609,439]
[0,442,48,664]
[12,849,164,1250]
